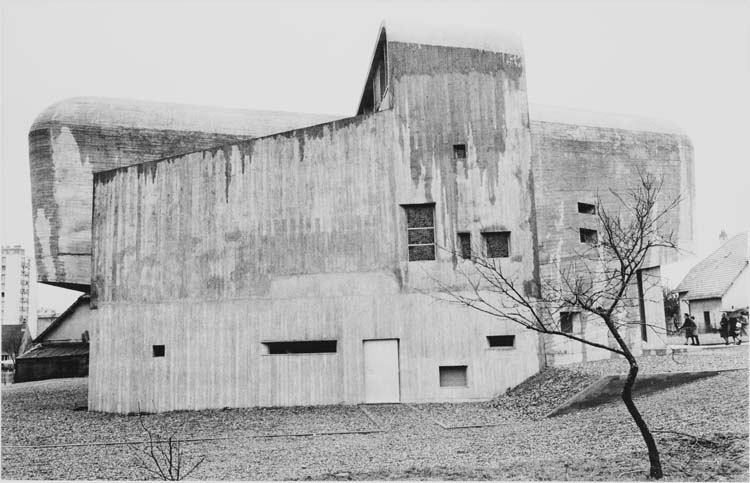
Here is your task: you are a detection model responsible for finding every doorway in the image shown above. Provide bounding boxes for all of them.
[363,339,400,403]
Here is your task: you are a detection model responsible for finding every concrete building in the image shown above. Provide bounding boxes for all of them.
[2,246,31,326]
[28,23,694,413]
[676,232,748,332]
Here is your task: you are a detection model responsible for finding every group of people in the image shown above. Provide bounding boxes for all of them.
[678,312,748,345]
[719,313,746,345]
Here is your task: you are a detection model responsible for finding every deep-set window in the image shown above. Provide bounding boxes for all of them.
[483,232,510,258]
[560,312,575,333]
[577,202,596,215]
[458,232,471,259]
[152,345,165,357]
[453,144,467,160]
[439,366,468,387]
[580,228,598,244]
[404,204,435,261]
[487,335,515,348]
[263,340,337,355]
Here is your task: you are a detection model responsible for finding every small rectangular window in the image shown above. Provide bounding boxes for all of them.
[458,232,471,259]
[404,204,435,261]
[580,228,598,244]
[560,312,574,333]
[453,144,467,159]
[483,232,510,258]
[263,340,337,355]
[577,202,596,214]
[439,366,467,387]
[487,335,515,348]
[152,345,165,357]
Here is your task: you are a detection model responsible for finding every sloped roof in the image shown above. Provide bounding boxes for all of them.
[677,232,749,300]
[17,343,89,360]
[31,97,342,136]
[34,295,89,344]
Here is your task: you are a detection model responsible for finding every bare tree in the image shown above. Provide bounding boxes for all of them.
[439,173,680,479]
[1,325,28,365]
[130,414,205,481]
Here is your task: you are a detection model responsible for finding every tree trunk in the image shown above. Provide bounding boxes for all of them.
[622,359,663,479]
[604,316,663,479]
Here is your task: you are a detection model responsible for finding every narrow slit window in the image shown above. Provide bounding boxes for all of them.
[560,312,574,333]
[403,204,435,261]
[487,335,515,348]
[152,345,165,357]
[453,144,467,160]
[263,340,337,355]
[577,202,596,214]
[439,366,467,387]
[458,232,471,259]
[580,228,598,244]
[483,232,510,258]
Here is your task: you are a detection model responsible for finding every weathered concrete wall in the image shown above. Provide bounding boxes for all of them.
[29,97,340,289]
[531,118,694,361]
[90,104,542,412]
[387,41,537,293]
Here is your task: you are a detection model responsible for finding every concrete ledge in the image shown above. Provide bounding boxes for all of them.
[546,370,721,417]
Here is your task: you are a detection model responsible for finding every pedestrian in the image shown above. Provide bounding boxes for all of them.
[740,315,748,340]
[719,313,730,345]
[689,315,700,345]
[680,313,692,345]
[729,316,740,345]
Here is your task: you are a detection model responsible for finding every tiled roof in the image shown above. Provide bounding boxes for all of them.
[16,343,89,360]
[677,232,748,300]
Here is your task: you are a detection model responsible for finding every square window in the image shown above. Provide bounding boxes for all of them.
[439,366,467,387]
[483,232,510,258]
[580,228,598,244]
[453,144,467,160]
[487,335,515,348]
[577,202,596,214]
[403,204,435,261]
[152,345,165,357]
[458,232,471,259]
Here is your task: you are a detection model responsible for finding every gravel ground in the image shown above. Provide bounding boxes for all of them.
[2,348,747,480]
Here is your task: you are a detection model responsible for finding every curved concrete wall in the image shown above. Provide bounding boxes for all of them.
[29,97,341,289]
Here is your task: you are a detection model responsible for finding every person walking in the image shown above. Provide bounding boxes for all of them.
[729,316,740,345]
[689,315,700,345]
[680,313,692,345]
[719,313,731,345]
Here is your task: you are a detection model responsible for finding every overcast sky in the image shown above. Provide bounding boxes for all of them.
[1,0,748,312]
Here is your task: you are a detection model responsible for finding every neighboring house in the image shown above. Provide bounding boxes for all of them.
[15,295,91,383]
[29,22,694,413]
[676,232,749,333]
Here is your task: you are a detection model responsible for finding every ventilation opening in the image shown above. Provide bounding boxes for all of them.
[579,228,598,244]
[453,144,467,159]
[577,202,596,214]
[483,231,510,258]
[458,232,471,259]
[439,366,467,387]
[152,345,165,358]
[487,335,515,348]
[263,340,337,355]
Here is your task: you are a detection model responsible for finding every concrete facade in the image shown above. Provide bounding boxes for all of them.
[29,23,695,413]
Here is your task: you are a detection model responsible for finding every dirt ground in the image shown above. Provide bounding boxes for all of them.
[2,346,747,480]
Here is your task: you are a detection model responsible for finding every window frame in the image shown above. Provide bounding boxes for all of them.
[403,203,436,262]
[482,231,511,258]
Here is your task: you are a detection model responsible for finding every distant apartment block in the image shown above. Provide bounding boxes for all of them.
[1,246,31,325]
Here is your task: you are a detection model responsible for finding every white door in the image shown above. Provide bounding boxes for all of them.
[363,339,400,403]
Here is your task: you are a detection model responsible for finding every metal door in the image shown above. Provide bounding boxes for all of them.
[363,339,400,403]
